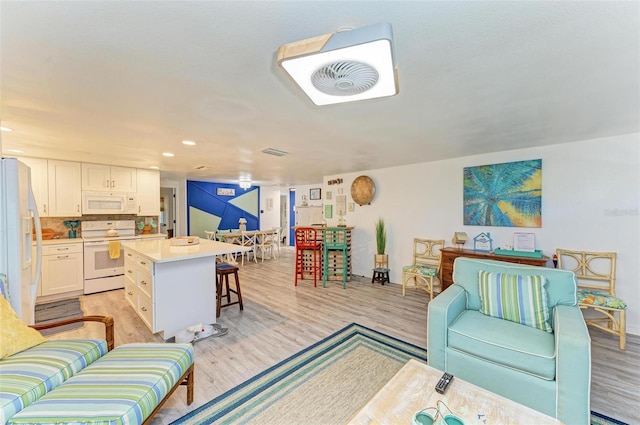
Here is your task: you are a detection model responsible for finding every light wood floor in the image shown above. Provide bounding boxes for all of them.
[51,247,639,424]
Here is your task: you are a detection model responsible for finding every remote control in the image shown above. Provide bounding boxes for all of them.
[435,372,453,394]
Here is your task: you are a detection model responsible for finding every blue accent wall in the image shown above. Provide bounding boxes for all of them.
[289,189,296,246]
[187,181,260,234]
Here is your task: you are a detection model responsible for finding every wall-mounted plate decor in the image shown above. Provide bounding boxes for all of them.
[350,175,376,205]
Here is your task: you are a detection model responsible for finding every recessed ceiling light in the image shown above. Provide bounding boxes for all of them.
[182,140,196,146]
[162,152,175,157]
[150,166,159,170]
[6,148,24,154]
[0,126,13,132]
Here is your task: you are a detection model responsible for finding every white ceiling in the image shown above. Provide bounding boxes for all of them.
[1,1,638,187]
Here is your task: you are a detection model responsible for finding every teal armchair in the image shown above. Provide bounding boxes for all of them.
[427,257,591,425]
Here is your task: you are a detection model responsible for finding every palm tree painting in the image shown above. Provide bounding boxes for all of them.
[464,159,542,227]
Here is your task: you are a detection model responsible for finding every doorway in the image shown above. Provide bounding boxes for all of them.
[160,187,176,238]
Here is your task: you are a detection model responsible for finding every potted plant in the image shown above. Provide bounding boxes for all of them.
[374,218,388,268]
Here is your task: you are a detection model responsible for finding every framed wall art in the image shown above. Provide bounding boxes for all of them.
[463,159,542,227]
[324,204,333,219]
[309,188,321,200]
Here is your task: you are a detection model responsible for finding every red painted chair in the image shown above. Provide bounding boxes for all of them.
[295,227,323,287]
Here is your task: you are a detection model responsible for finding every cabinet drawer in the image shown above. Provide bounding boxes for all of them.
[137,270,153,298]
[124,279,137,308]
[124,261,136,282]
[137,291,154,330]
[136,257,153,275]
[43,243,83,255]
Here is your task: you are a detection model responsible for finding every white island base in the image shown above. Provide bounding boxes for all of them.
[122,238,249,340]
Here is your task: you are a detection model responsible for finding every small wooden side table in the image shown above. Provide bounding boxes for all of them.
[371,268,390,285]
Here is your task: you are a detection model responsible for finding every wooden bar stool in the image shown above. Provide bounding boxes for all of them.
[323,228,349,288]
[295,227,322,287]
[216,263,243,317]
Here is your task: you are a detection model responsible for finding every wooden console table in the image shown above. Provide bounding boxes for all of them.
[440,247,549,292]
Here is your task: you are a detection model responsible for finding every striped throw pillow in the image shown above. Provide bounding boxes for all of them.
[478,271,552,333]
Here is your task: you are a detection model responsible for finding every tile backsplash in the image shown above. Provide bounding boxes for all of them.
[39,215,160,238]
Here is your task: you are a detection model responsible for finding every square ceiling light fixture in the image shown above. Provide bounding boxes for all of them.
[277,23,398,106]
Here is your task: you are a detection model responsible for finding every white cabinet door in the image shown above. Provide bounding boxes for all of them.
[111,166,137,192]
[82,163,137,192]
[81,163,111,191]
[136,169,160,216]
[41,243,84,296]
[48,160,82,217]
[17,157,49,217]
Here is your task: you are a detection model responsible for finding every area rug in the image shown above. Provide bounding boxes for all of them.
[172,323,626,425]
[34,298,84,336]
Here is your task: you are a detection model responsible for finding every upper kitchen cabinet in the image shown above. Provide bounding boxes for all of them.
[16,157,49,217]
[136,169,160,216]
[48,160,82,217]
[82,163,137,192]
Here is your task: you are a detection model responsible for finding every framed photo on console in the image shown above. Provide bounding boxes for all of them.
[310,188,321,200]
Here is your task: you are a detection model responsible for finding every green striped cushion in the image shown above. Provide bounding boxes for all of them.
[8,343,194,425]
[478,271,552,333]
[0,340,107,424]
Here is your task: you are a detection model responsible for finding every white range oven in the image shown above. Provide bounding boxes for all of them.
[81,220,141,294]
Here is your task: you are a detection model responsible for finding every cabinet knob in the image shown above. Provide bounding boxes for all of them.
[127,269,133,274]
[56,255,69,259]
[141,280,147,285]
[56,247,69,251]
[128,291,133,296]
[141,307,147,312]
[105,179,110,188]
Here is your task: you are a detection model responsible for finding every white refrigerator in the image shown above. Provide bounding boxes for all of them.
[0,157,42,324]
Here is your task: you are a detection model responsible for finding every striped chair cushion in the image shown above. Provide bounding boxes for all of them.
[478,271,552,333]
[402,264,437,276]
[9,343,194,425]
[0,340,107,424]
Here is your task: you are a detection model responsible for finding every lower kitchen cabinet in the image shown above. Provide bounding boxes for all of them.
[40,241,84,297]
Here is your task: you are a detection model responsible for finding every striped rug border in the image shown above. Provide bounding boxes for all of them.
[171,323,625,425]
[172,323,425,424]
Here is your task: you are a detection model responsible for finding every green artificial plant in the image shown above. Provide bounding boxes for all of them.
[375,218,387,255]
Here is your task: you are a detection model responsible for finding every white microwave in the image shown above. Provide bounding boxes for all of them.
[82,191,137,215]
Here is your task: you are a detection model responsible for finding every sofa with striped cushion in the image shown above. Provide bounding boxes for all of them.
[427,257,591,425]
[1,315,194,425]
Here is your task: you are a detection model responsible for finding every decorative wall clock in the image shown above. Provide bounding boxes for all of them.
[350,175,376,205]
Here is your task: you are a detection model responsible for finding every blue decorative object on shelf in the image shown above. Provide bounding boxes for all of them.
[473,232,493,252]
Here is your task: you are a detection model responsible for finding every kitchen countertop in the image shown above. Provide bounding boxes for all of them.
[122,238,249,263]
[34,238,84,245]
[138,233,168,239]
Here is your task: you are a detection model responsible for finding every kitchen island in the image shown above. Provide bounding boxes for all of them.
[122,238,249,339]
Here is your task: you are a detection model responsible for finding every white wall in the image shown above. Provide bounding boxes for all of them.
[326,133,640,335]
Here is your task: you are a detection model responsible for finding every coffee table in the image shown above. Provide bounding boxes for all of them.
[348,359,561,425]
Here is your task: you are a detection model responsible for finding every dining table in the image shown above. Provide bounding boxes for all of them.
[213,229,278,264]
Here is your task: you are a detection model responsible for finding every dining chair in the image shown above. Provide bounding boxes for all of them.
[272,227,284,256]
[556,249,626,350]
[255,230,276,262]
[401,238,444,300]
[240,231,258,265]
